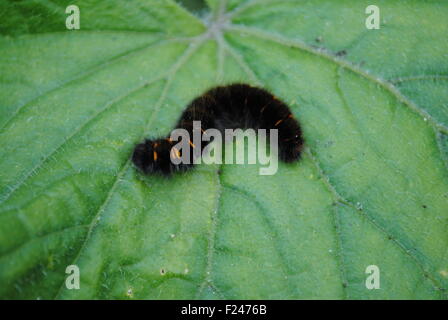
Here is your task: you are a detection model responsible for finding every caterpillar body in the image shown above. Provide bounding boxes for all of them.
[132,84,303,176]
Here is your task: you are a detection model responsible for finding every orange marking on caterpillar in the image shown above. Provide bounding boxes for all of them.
[275,119,283,126]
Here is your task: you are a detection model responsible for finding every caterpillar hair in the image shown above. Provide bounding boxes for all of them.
[132,83,304,176]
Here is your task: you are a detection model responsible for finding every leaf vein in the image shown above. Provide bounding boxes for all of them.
[225,24,448,135]
[220,36,348,298]
[220,29,446,294]
[306,148,446,294]
[52,35,209,299]
[222,183,300,298]
[0,37,189,132]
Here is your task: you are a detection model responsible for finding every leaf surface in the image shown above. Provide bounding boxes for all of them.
[0,0,447,299]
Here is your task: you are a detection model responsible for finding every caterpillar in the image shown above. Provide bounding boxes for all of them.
[132,83,303,176]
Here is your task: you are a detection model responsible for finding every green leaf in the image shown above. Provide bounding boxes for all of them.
[1,0,447,299]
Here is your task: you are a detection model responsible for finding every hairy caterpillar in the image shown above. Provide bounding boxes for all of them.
[132,84,303,175]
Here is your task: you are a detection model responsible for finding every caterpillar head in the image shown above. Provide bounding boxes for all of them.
[132,138,176,175]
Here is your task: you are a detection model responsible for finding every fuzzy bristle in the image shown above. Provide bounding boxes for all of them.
[132,83,304,176]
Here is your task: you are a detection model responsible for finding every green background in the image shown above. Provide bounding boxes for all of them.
[0,0,447,299]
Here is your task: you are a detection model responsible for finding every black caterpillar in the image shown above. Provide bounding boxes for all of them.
[132,83,303,175]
